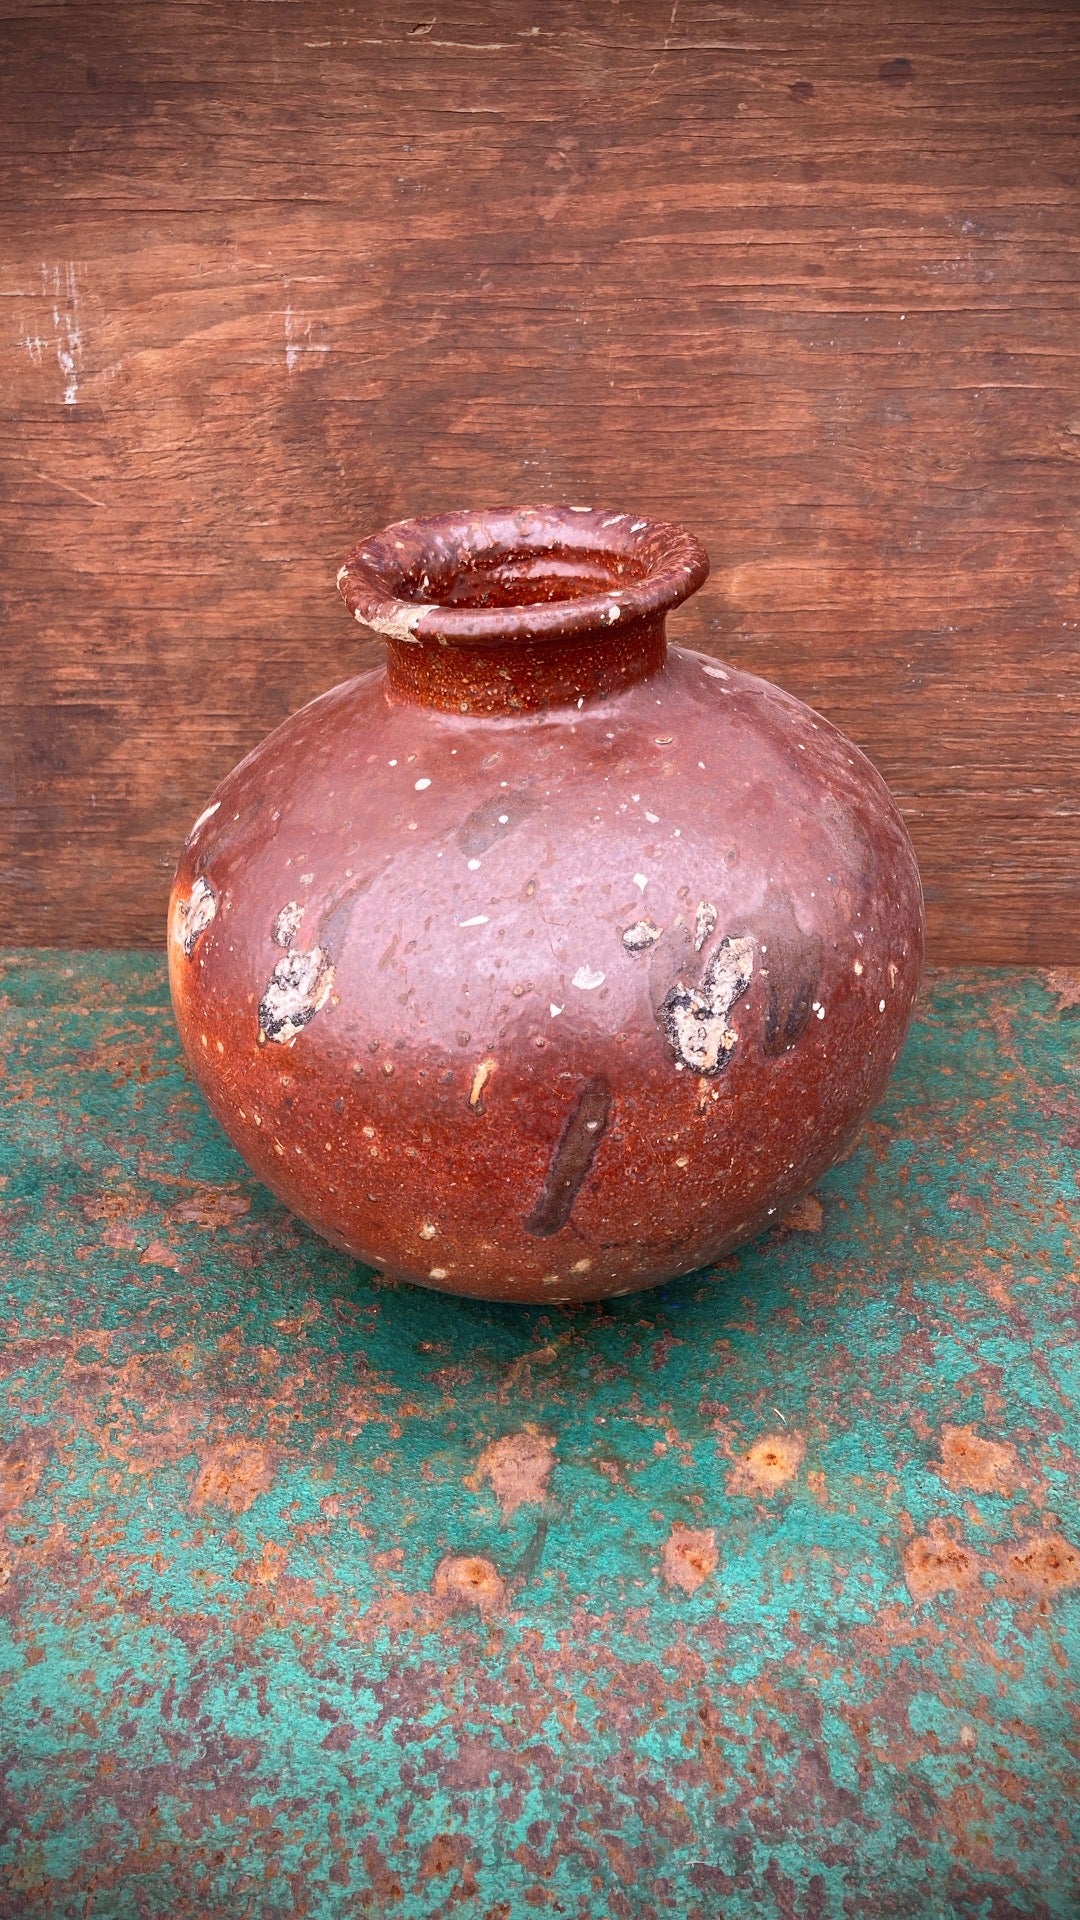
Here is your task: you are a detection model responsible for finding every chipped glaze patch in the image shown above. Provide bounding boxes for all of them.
[622,919,663,951]
[272,901,304,949]
[185,799,221,844]
[693,900,717,951]
[354,599,437,642]
[658,933,754,1074]
[176,876,217,958]
[468,1057,496,1111]
[259,947,335,1043]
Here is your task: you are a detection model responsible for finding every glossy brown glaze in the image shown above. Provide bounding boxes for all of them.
[168,507,923,1303]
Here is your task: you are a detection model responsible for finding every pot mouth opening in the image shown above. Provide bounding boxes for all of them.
[337,504,709,647]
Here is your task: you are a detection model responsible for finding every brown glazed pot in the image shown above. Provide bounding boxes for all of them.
[168,506,923,1304]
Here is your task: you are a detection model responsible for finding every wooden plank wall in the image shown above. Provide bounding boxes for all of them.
[1,0,1077,960]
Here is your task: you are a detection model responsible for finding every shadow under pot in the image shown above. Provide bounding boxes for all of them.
[168,504,923,1303]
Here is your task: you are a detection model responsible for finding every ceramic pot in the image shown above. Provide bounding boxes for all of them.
[168,506,923,1303]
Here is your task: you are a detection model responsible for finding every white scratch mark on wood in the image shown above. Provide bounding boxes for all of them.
[283,280,330,372]
[30,262,82,403]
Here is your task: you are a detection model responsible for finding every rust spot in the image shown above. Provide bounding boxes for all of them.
[432,1553,505,1618]
[937,1424,1022,1494]
[419,1832,474,1882]
[524,1076,612,1236]
[998,1532,1080,1596]
[1044,967,1080,1012]
[167,1186,250,1229]
[102,1221,138,1250]
[140,1238,181,1269]
[0,1438,46,1519]
[728,1430,806,1496]
[782,1193,823,1232]
[192,1439,277,1515]
[372,1546,405,1572]
[662,1524,718,1594]
[903,1521,982,1602]
[466,1428,555,1519]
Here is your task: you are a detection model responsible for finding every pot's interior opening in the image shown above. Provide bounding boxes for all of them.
[396,544,650,611]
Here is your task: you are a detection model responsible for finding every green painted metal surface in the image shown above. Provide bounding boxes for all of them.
[0,953,1077,1919]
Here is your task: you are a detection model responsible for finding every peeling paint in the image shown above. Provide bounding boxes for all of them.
[936,1424,1023,1494]
[903,1522,980,1602]
[782,1193,824,1232]
[728,1429,807,1496]
[432,1553,505,1618]
[466,1429,555,1519]
[192,1439,276,1514]
[662,1524,718,1593]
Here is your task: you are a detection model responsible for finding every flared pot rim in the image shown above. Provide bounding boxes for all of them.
[336,503,710,648]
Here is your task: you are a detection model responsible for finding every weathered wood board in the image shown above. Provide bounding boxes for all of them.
[1,2,1078,957]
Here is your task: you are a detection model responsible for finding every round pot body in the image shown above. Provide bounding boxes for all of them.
[168,507,923,1304]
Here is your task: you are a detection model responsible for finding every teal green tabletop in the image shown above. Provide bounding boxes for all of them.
[0,954,1077,1919]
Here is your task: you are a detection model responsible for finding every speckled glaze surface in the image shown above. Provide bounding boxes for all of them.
[168,507,924,1303]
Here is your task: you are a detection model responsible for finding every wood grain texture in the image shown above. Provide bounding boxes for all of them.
[1,0,1077,959]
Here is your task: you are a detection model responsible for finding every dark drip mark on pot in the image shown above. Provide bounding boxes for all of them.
[524,1076,613,1236]
[458,790,536,860]
[761,928,823,1057]
[316,875,375,960]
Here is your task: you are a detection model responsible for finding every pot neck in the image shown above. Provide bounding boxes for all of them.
[382,611,668,716]
[336,504,709,719]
